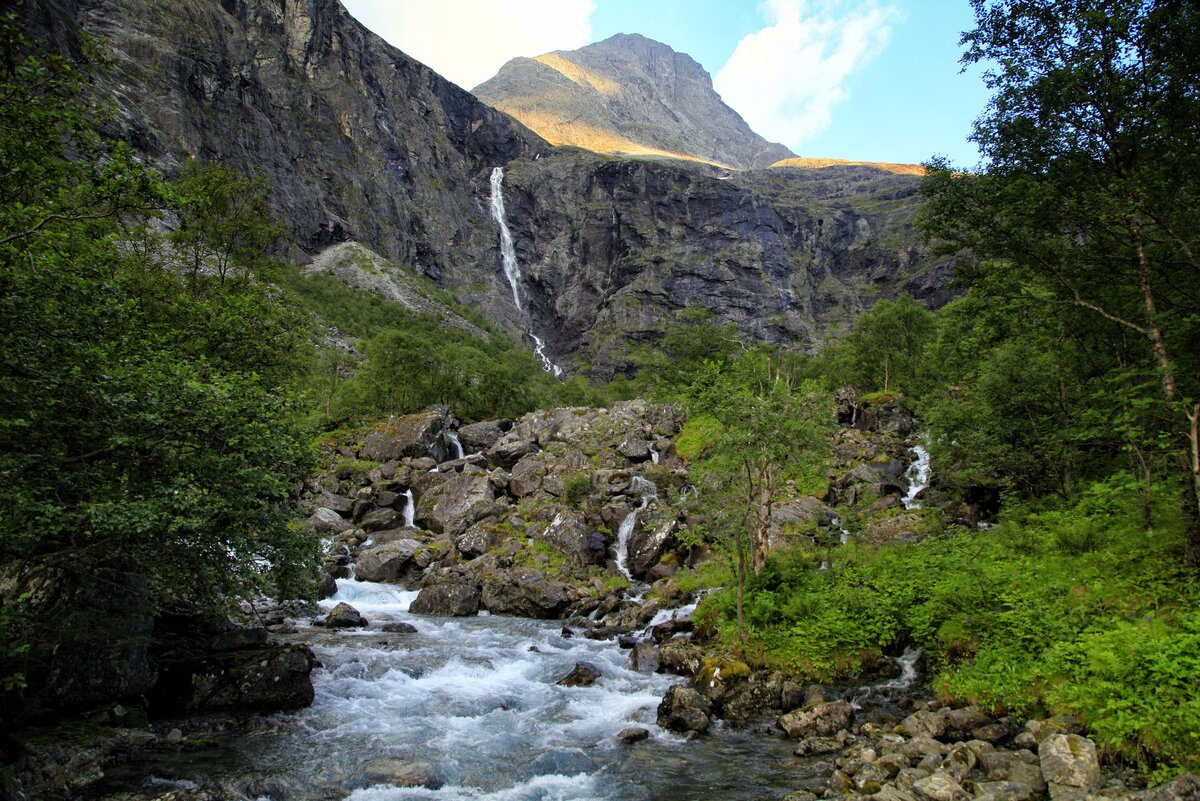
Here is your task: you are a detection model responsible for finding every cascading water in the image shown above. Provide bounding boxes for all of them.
[445,430,465,460]
[402,489,415,528]
[851,646,923,712]
[901,443,931,509]
[615,475,657,583]
[105,577,809,800]
[489,167,563,378]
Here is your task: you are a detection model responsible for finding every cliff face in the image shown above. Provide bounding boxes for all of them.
[473,34,794,171]
[501,154,955,377]
[35,1,952,374]
[43,0,549,332]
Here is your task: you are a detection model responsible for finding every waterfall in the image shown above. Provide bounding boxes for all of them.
[615,476,658,582]
[901,443,932,509]
[851,646,923,710]
[489,167,564,377]
[489,167,523,312]
[402,489,415,528]
[445,430,465,460]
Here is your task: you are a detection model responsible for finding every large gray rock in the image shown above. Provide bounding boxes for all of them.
[1039,734,1100,799]
[152,643,315,714]
[321,602,367,628]
[458,420,511,453]
[358,507,406,533]
[778,700,855,739]
[354,539,421,582]
[508,454,545,497]
[481,569,573,618]
[487,433,539,470]
[361,409,456,463]
[627,518,677,579]
[536,511,607,565]
[1134,774,1200,801]
[409,583,481,617]
[656,684,711,733]
[417,473,498,536]
[456,522,500,558]
[306,507,351,534]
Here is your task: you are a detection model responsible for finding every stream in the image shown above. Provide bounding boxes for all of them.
[107,580,821,801]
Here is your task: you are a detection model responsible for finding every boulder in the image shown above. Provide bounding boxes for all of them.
[487,433,539,469]
[556,661,601,687]
[361,408,455,463]
[359,507,405,533]
[901,708,949,739]
[656,685,711,733]
[617,436,651,461]
[456,522,500,558]
[458,419,511,453]
[151,643,315,714]
[1135,774,1200,801]
[321,602,367,628]
[627,519,677,579]
[363,757,444,790]
[315,491,355,514]
[316,572,339,600]
[617,727,650,744]
[481,569,572,618]
[306,507,351,534]
[658,639,704,675]
[778,700,855,739]
[629,642,660,674]
[537,511,607,565]
[770,496,836,539]
[913,772,968,801]
[354,539,421,582]
[507,454,544,497]
[409,583,480,616]
[1039,734,1100,799]
[381,622,418,633]
[418,472,498,537]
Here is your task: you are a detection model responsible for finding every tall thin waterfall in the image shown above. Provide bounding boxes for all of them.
[489,167,563,377]
[489,167,524,312]
[901,443,932,509]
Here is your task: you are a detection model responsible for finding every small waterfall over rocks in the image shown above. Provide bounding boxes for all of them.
[489,167,563,378]
[615,475,657,583]
[901,443,931,509]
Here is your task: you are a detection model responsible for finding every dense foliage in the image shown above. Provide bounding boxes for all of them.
[0,21,317,698]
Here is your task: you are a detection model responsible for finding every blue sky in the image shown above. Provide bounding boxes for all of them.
[342,1,990,168]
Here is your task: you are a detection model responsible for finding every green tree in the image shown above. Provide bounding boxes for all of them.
[921,0,1200,564]
[0,18,316,622]
[685,347,834,641]
[844,294,937,395]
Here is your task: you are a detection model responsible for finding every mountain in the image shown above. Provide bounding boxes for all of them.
[473,34,794,171]
[27,1,954,377]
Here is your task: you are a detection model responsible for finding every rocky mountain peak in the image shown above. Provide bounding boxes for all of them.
[473,33,794,171]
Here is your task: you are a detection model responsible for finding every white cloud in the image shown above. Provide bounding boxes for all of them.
[713,0,897,150]
[341,0,595,90]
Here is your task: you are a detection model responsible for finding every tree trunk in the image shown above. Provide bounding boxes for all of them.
[752,462,773,575]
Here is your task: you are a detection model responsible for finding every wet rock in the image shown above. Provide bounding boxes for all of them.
[409,583,481,616]
[778,700,855,739]
[306,507,352,534]
[361,409,455,463]
[795,736,845,756]
[363,757,444,790]
[321,602,367,628]
[355,539,421,582]
[381,622,418,633]
[537,510,607,565]
[629,642,660,674]
[316,571,339,600]
[617,727,650,744]
[658,639,703,675]
[656,685,711,734]
[902,708,949,739]
[359,507,406,533]
[1039,734,1100,799]
[650,618,693,642]
[152,643,315,714]
[556,661,601,687]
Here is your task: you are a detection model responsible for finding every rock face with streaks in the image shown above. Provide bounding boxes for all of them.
[30,2,955,376]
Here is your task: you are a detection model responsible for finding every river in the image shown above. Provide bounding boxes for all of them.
[104,579,821,801]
